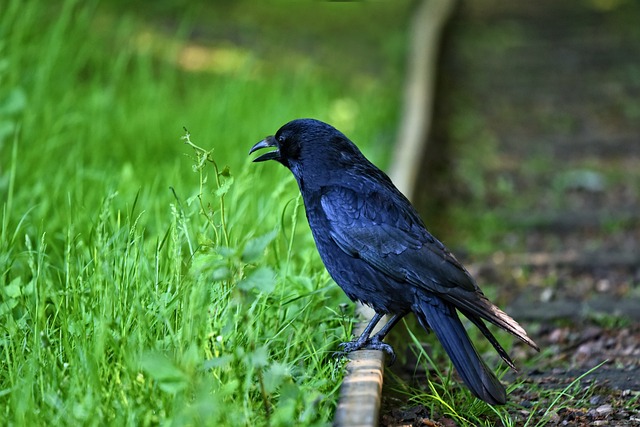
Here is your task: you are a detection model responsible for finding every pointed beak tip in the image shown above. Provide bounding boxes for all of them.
[250,136,280,163]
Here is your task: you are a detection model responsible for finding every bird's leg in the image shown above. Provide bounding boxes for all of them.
[369,313,404,343]
[337,312,385,353]
[364,313,405,365]
[335,313,404,365]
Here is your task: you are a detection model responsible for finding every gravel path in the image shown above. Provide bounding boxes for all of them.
[388,0,640,425]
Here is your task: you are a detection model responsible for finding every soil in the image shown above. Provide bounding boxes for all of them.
[384,0,640,425]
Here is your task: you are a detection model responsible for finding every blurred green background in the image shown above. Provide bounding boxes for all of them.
[1,0,412,231]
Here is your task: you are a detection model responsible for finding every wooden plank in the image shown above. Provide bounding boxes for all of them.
[333,351,385,427]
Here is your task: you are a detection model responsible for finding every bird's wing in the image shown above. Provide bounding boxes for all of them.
[320,185,539,350]
[319,185,477,293]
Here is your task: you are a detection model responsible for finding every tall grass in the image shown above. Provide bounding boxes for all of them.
[0,0,406,424]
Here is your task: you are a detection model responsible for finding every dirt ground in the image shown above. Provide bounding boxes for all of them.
[384,0,640,425]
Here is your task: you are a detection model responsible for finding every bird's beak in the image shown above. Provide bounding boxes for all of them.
[249,135,280,162]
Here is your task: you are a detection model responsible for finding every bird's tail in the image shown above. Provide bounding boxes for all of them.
[413,298,507,405]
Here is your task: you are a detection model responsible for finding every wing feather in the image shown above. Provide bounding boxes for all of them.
[319,184,539,350]
[320,185,476,293]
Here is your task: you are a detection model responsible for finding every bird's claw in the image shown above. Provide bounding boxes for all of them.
[337,340,364,352]
[366,339,397,366]
[332,340,363,359]
[333,338,396,366]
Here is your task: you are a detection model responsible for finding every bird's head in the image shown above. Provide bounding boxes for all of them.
[250,118,363,181]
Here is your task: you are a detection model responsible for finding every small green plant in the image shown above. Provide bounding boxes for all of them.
[182,127,232,248]
[523,360,608,427]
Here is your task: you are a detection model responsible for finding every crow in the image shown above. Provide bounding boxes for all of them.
[249,118,538,405]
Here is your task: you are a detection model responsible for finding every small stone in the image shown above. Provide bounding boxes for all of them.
[540,287,554,302]
[589,395,602,405]
[596,404,613,416]
[548,327,568,343]
[595,279,611,292]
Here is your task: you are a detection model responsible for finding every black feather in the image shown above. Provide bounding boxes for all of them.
[413,296,507,405]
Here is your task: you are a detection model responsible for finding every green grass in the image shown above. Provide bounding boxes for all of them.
[0,0,409,425]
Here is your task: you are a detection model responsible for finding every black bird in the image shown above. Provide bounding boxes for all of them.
[250,118,538,405]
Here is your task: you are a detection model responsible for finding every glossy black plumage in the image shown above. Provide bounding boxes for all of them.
[250,118,539,405]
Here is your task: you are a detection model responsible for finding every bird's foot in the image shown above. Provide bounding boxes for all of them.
[366,337,396,365]
[332,340,364,360]
[333,337,396,366]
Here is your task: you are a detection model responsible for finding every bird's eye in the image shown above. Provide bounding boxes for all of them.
[277,135,286,144]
